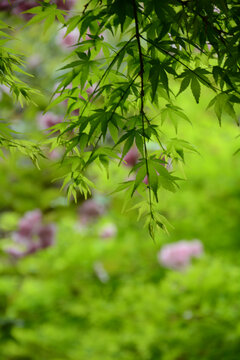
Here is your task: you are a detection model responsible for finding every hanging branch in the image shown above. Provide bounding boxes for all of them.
[132,0,153,217]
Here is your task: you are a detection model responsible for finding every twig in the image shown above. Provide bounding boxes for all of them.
[132,0,153,215]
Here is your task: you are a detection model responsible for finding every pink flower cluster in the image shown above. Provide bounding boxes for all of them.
[78,199,105,226]
[37,112,62,131]
[158,239,203,270]
[123,146,139,167]
[55,0,76,10]
[57,28,80,49]
[5,210,56,259]
[123,147,172,171]
[0,0,36,15]
[0,0,76,18]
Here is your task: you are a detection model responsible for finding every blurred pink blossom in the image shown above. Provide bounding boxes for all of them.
[16,209,42,239]
[0,0,76,17]
[37,112,62,131]
[158,239,203,270]
[123,146,139,167]
[5,209,56,260]
[48,149,62,160]
[56,0,76,10]
[0,0,37,14]
[0,1,13,11]
[38,224,56,248]
[78,199,105,225]
[12,1,38,19]
[206,42,212,51]
[58,27,80,49]
[86,83,98,101]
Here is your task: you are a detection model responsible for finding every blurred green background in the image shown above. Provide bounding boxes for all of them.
[0,5,240,360]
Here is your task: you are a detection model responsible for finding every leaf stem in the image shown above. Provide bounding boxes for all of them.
[132,0,153,217]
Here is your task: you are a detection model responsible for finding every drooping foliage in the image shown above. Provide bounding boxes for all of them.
[0,0,239,236]
[0,15,43,162]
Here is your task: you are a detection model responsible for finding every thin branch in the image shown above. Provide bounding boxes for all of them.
[132,0,153,215]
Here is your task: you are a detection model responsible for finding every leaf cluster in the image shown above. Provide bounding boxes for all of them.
[3,0,240,236]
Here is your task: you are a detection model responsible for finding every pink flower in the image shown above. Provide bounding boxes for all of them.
[86,84,96,96]
[38,224,56,248]
[71,108,80,116]
[48,149,62,160]
[158,239,203,270]
[99,223,117,239]
[58,27,80,49]
[206,42,212,51]
[56,0,76,10]
[12,1,38,19]
[0,0,37,14]
[0,0,12,11]
[16,209,42,239]
[78,199,105,225]
[24,242,40,255]
[0,0,76,18]
[5,209,56,260]
[86,83,98,101]
[123,146,139,167]
[37,112,62,131]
